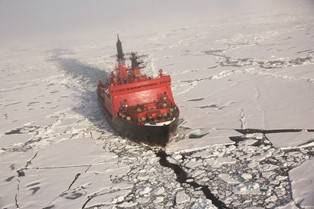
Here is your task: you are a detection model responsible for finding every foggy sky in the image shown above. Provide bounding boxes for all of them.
[0,0,312,47]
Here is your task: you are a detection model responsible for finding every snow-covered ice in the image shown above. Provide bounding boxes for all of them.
[290,158,314,208]
[1,0,314,208]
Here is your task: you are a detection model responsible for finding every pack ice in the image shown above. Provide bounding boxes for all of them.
[1,0,314,208]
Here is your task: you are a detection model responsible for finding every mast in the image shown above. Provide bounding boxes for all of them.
[116,34,125,64]
[130,52,140,69]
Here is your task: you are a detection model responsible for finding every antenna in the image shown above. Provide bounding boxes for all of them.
[116,34,125,63]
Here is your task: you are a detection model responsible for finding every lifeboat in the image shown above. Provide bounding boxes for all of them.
[97,36,179,145]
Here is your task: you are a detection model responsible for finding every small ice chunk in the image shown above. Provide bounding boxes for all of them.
[265,195,278,203]
[191,198,217,209]
[173,154,183,160]
[186,159,203,169]
[112,195,124,203]
[188,129,209,139]
[248,161,259,169]
[118,201,138,208]
[261,164,279,172]
[251,150,272,162]
[238,139,259,146]
[234,182,260,195]
[245,133,264,140]
[137,175,149,181]
[262,171,276,179]
[218,173,240,184]
[192,170,206,178]
[191,150,211,158]
[241,173,253,181]
[153,196,164,204]
[176,190,190,204]
[154,187,165,196]
[139,187,152,195]
[166,156,177,164]
[90,129,102,139]
[211,157,236,168]
[138,197,150,204]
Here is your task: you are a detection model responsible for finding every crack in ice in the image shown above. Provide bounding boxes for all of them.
[156,149,229,209]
